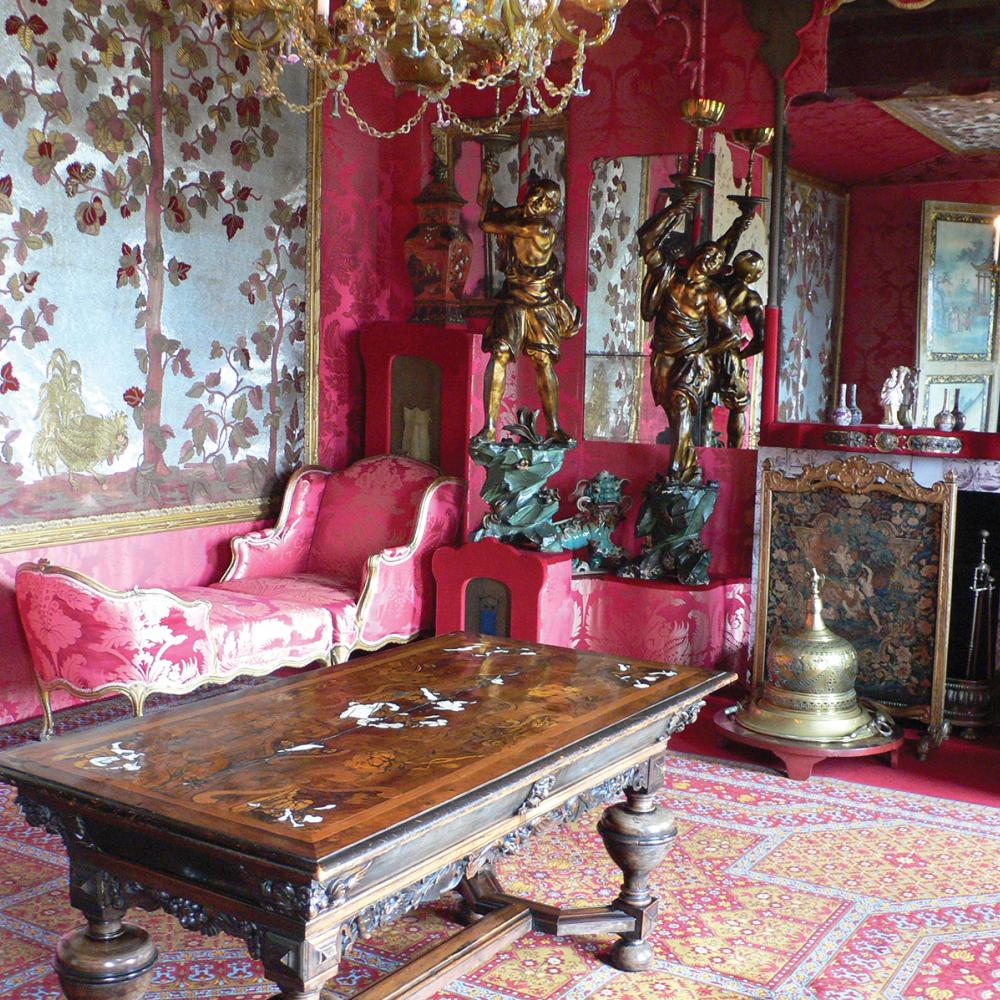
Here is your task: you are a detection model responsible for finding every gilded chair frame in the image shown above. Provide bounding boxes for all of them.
[753,454,956,754]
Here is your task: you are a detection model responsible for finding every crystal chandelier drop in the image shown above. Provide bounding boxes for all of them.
[213,0,630,137]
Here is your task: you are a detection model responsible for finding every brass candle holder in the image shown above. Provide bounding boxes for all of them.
[727,126,774,214]
[669,96,726,198]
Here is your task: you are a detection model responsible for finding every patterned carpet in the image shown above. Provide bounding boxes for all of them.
[2,741,999,999]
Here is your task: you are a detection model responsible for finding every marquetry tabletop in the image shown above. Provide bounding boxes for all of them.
[0,633,727,867]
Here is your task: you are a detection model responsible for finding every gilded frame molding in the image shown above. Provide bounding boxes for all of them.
[917,200,1000,365]
[0,85,323,555]
[753,455,956,742]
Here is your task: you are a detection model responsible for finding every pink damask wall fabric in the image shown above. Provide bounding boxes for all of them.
[570,577,752,677]
[318,70,394,471]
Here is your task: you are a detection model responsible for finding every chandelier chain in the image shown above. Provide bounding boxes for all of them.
[224,0,625,136]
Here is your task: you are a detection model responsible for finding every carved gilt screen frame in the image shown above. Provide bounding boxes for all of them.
[753,455,956,741]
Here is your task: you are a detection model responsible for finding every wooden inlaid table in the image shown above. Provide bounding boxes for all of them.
[0,634,733,1000]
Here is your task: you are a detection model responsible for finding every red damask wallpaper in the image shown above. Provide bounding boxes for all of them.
[840,178,1000,417]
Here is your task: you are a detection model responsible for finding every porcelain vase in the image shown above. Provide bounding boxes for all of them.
[831,384,852,426]
[848,384,862,425]
[951,389,967,431]
[933,391,956,432]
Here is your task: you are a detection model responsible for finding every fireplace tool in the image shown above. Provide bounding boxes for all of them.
[944,528,996,739]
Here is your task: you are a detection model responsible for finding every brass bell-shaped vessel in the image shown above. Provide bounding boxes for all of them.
[736,568,879,743]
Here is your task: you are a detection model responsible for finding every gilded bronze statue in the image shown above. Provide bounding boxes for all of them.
[473,156,581,445]
[710,247,766,449]
[637,192,749,481]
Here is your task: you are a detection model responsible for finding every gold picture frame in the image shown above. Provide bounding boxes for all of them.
[753,455,956,753]
[916,200,1000,433]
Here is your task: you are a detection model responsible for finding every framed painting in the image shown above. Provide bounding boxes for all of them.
[0,0,320,553]
[917,200,999,362]
[753,455,956,754]
[921,374,992,432]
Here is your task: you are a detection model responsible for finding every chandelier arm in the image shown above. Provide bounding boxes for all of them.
[551,9,617,47]
[507,0,562,26]
[228,14,287,52]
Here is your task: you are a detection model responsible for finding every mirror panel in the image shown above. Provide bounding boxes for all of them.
[778,34,1000,432]
[778,172,848,422]
[448,121,567,314]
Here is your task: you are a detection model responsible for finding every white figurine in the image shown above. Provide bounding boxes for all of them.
[879,368,905,427]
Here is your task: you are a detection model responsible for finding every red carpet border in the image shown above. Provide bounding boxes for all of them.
[1,753,998,998]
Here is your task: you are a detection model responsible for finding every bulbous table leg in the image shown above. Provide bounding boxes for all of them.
[597,785,677,972]
[55,915,158,1000]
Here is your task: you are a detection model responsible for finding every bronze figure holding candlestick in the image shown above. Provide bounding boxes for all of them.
[473,154,581,445]
[637,189,754,481]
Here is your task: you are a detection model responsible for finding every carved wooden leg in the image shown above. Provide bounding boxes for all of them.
[57,865,157,1000]
[597,780,676,972]
[332,644,351,665]
[262,934,339,1000]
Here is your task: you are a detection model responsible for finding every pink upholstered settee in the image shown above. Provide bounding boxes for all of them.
[15,456,464,738]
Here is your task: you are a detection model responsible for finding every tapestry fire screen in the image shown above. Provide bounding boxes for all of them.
[754,455,956,745]
[0,0,316,551]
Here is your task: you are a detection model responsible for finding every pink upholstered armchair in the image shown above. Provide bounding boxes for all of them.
[16,456,464,738]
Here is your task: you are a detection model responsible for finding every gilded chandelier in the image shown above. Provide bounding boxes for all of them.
[213,0,630,136]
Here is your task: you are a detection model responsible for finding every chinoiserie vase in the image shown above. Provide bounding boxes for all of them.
[831,384,852,426]
[735,570,876,743]
[933,390,956,432]
[951,389,967,431]
[404,156,473,325]
[848,384,862,425]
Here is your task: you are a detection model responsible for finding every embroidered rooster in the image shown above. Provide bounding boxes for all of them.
[31,349,129,487]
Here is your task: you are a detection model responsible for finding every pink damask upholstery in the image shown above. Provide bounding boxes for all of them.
[16,456,465,738]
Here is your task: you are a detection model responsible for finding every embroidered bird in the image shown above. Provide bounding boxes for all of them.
[30,348,129,487]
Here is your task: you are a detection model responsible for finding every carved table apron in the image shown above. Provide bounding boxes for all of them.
[0,633,732,1000]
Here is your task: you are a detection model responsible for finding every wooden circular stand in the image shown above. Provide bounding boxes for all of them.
[713,709,905,781]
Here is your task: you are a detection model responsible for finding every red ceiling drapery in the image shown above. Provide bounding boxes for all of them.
[822,0,938,13]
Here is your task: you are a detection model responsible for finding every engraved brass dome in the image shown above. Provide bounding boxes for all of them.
[736,568,878,743]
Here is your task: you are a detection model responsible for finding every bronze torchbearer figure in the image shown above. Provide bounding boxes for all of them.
[637,192,750,481]
[710,247,766,449]
[474,156,581,445]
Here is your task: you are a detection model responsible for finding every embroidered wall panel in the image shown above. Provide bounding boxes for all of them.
[0,0,313,550]
[779,174,847,423]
